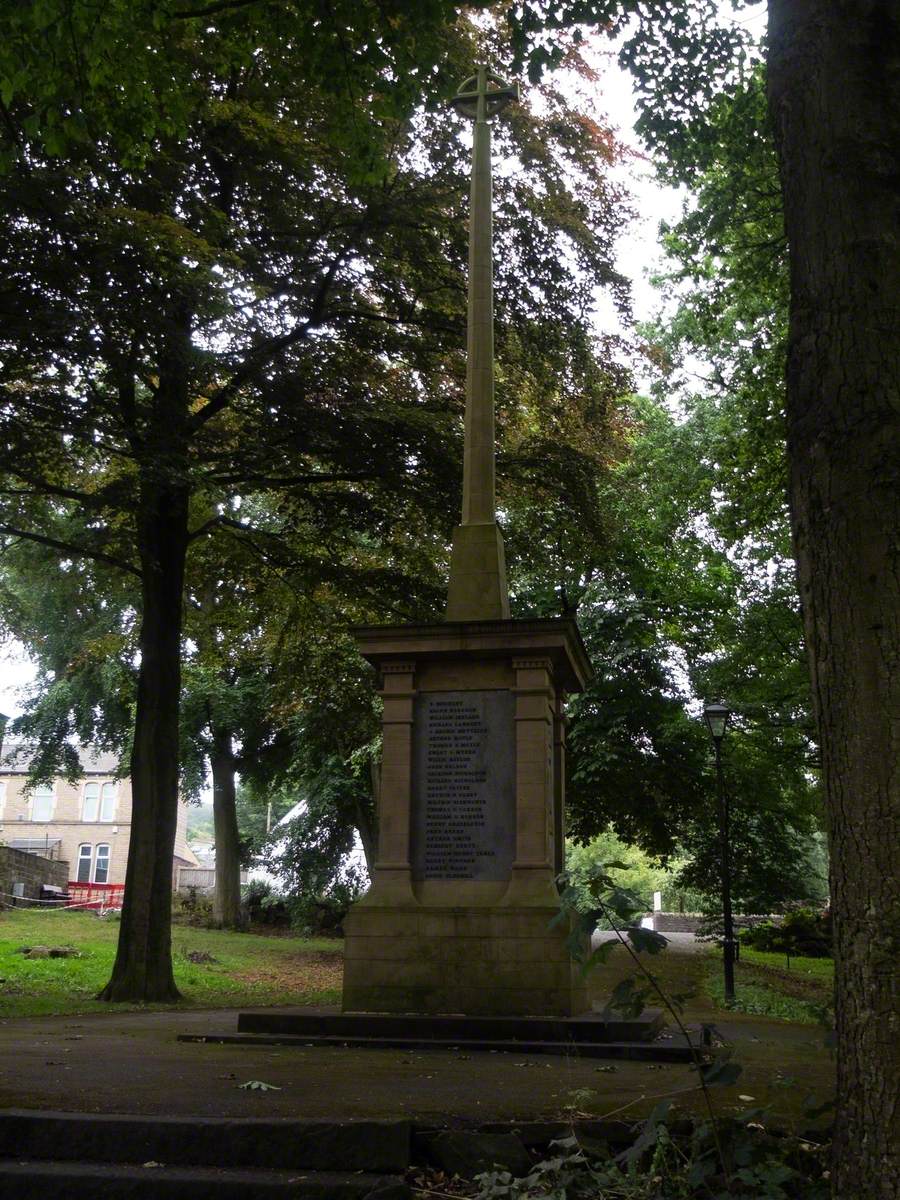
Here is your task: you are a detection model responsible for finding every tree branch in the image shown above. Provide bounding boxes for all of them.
[0,524,142,578]
[168,0,269,18]
[188,245,353,433]
[209,470,372,489]
[0,472,104,508]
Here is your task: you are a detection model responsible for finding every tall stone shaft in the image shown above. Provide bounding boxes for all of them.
[463,80,496,525]
[446,65,517,623]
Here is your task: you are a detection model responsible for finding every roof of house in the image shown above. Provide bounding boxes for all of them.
[0,743,123,776]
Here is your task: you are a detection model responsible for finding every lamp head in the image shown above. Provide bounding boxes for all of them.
[703,701,730,742]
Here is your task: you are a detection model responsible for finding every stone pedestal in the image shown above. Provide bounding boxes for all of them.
[342,618,591,1016]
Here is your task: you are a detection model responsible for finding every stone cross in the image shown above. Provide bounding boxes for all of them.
[446,65,519,622]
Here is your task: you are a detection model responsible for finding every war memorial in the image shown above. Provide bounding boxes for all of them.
[340,66,592,1017]
[221,69,670,1049]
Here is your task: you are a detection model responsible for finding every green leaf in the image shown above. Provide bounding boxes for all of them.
[701,1058,742,1087]
[626,926,668,955]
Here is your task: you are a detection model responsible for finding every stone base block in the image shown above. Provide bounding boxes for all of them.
[342,905,587,1016]
[445,523,511,621]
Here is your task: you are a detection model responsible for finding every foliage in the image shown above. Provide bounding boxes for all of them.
[603,65,825,916]
[284,870,365,937]
[741,910,832,959]
[235,785,295,864]
[0,0,469,172]
[263,780,367,935]
[475,1118,829,1200]
[559,387,822,907]
[565,832,668,923]
[706,966,830,1029]
[565,587,710,861]
[0,0,638,999]
[554,862,699,1036]
[171,887,215,928]
[186,803,215,845]
[242,878,290,928]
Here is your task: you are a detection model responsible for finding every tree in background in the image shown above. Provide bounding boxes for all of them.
[0,6,631,996]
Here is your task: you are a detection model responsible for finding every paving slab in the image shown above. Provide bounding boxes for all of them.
[0,1003,833,1129]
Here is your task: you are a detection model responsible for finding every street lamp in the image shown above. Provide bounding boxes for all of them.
[703,701,735,1003]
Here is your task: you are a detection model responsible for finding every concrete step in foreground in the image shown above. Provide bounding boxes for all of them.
[0,1112,411,1200]
[0,1110,411,1173]
[0,1159,407,1200]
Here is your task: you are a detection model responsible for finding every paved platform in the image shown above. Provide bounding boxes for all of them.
[0,1004,833,1127]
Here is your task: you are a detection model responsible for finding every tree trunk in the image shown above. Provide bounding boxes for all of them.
[211,727,244,929]
[98,475,189,1002]
[767,4,900,1196]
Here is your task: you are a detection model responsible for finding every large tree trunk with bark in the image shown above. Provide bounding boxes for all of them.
[211,726,244,929]
[767,3,900,1196]
[98,474,189,1002]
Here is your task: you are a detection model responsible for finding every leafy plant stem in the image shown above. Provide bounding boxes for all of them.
[594,899,733,1193]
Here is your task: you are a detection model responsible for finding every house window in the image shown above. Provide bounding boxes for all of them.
[76,843,92,883]
[83,782,100,821]
[94,844,110,884]
[100,782,115,821]
[77,844,111,883]
[31,784,53,822]
[83,782,115,821]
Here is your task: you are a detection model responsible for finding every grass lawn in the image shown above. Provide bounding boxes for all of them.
[739,946,834,981]
[590,935,834,1027]
[0,909,342,1017]
[706,946,833,1025]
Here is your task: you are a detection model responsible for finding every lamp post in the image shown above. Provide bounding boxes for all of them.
[703,701,735,1003]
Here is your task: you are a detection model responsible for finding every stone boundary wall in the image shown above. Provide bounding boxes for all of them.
[175,867,249,893]
[648,912,784,934]
[0,845,69,903]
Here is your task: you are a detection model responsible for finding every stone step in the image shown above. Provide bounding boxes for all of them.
[0,1159,409,1199]
[0,1111,411,1172]
[235,1009,666,1044]
[178,1031,697,1062]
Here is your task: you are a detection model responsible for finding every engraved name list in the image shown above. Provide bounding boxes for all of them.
[411,690,515,881]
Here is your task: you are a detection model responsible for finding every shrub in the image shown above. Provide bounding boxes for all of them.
[243,879,291,928]
[740,908,832,957]
[286,873,363,937]
[172,887,214,927]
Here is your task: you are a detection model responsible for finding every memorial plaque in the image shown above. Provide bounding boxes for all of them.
[411,690,515,881]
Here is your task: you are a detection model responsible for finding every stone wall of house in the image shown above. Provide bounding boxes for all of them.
[0,845,69,903]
